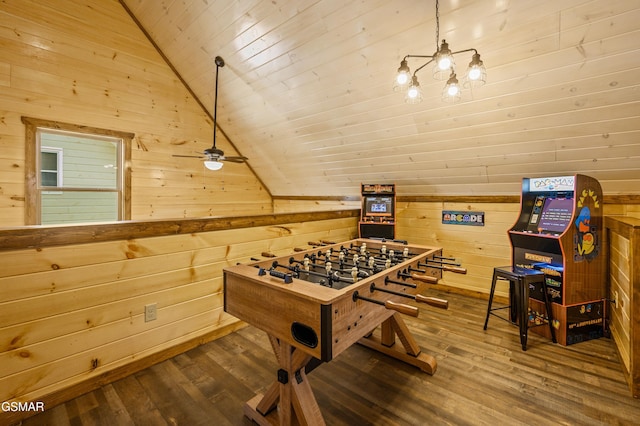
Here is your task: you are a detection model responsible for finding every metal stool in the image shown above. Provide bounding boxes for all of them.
[483,266,557,350]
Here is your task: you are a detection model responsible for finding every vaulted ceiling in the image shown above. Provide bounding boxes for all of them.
[120,0,640,197]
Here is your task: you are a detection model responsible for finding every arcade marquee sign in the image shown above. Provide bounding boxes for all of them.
[442,211,485,226]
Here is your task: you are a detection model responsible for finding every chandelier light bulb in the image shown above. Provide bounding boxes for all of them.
[393,60,411,92]
[405,75,423,104]
[468,67,482,81]
[438,57,452,71]
[463,53,486,88]
[442,72,461,103]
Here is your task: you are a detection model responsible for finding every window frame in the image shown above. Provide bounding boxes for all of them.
[23,116,134,225]
[40,146,64,190]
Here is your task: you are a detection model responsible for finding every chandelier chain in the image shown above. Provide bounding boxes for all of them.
[435,0,439,49]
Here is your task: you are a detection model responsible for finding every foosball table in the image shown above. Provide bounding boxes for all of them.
[223,238,466,425]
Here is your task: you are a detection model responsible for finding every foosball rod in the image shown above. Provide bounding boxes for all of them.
[272,261,362,286]
[300,254,380,273]
[352,291,418,317]
[250,251,278,262]
[271,261,329,280]
[346,243,416,257]
[315,249,398,267]
[370,284,448,309]
[434,255,457,261]
[288,257,363,275]
[384,276,417,289]
[257,267,293,284]
[334,254,393,270]
[397,269,438,284]
[307,240,336,247]
[427,257,462,266]
[418,260,467,274]
[363,237,408,244]
[288,257,327,270]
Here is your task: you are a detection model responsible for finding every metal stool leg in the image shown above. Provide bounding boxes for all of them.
[483,269,499,330]
[509,280,517,323]
[516,277,529,351]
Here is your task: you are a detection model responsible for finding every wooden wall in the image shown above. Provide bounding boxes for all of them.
[606,216,640,398]
[275,196,640,300]
[0,0,270,228]
[395,200,638,299]
[0,212,358,424]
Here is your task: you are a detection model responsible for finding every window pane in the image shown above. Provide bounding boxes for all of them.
[40,132,118,189]
[41,151,58,171]
[41,191,118,224]
[41,171,58,187]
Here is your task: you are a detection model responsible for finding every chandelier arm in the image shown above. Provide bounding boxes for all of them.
[450,48,478,56]
[412,58,436,75]
[404,54,435,61]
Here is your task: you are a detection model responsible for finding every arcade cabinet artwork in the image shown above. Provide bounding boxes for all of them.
[359,183,396,239]
[508,174,606,345]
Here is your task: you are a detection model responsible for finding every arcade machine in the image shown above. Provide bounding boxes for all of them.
[359,183,396,239]
[509,174,606,345]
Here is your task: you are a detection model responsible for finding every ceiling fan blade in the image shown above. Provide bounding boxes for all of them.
[172,154,206,158]
[223,156,248,163]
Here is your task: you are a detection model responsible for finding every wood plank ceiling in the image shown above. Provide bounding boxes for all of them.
[120,0,640,197]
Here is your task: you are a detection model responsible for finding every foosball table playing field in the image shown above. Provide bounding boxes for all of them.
[223,238,466,425]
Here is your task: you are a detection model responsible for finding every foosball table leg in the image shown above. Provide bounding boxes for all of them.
[244,335,326,426]
[358,313,437,375]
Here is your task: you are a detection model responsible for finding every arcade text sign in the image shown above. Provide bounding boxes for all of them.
[442,211,484,226]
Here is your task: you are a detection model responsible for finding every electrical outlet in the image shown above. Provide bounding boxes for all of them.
[145,303,157,322]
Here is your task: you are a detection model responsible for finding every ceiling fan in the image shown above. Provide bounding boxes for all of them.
[173,56,247,170]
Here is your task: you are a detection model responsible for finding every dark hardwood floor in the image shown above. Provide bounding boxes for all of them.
[19,290,640,425]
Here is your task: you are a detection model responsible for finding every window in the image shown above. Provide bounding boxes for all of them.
[23,117,133,225]
[40,147,63,188]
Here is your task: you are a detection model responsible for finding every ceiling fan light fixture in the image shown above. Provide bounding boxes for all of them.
[171,55,248,170]
[204,160,224,171]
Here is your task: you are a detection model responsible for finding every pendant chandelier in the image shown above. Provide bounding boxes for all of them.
[393,0,486,103]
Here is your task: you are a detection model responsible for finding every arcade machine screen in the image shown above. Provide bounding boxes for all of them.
[538,198,574,233]
[526,195,573,234]
[365,196,393,217]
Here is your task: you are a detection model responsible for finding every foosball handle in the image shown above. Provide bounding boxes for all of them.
[410,273,438,284]
[384,301,419,317]
[443,265,467,274]
[415,295,449,309]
